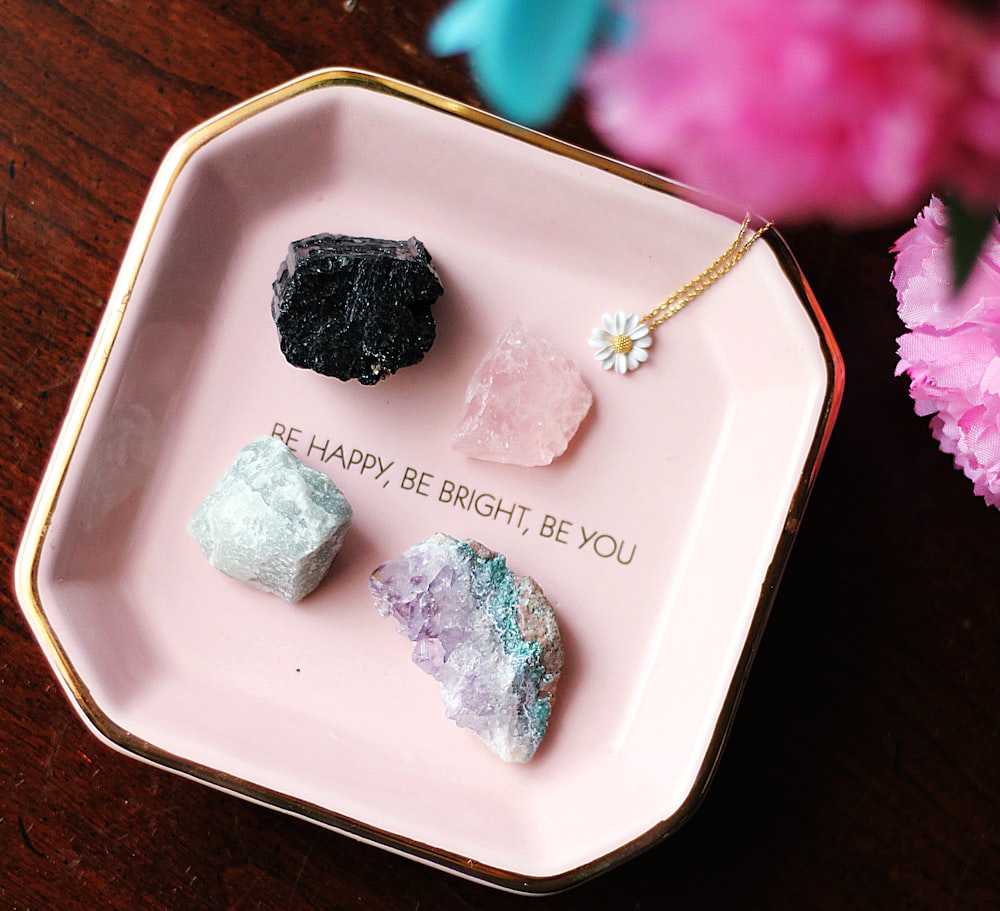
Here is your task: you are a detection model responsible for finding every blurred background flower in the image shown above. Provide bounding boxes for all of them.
[583,0,1000,224]
[432,0,1000,267]
[429,0,610,127]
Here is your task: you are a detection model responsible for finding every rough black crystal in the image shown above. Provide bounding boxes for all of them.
[271,234,444,385]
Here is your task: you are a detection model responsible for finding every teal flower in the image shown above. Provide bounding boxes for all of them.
[429,0,610,127]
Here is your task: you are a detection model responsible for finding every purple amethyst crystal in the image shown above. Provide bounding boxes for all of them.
[271,233,443,385]
[369,533,563,762]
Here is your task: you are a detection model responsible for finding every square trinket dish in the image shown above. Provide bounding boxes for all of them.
[14,69,844,893]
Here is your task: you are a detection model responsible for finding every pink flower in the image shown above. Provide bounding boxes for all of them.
[894,197,1000,506]
[584,0,1000,222]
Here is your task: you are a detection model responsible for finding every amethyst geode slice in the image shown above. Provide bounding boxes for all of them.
[272,233,444,385]
[369,533,564,762]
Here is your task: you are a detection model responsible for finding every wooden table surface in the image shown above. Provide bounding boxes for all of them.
[2,2,997,908]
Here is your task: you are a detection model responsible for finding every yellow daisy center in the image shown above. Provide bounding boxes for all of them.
[611,333,633,355]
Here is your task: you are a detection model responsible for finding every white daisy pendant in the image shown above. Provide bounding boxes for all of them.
[588,311,653,374]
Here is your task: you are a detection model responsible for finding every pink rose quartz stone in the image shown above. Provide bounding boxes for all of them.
[451,320,593,466]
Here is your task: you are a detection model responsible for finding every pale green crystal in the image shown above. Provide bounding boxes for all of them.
[188,436,352,602]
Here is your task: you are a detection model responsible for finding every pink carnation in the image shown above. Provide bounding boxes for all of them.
[584,0,1000,222]
[893,197,1000,506]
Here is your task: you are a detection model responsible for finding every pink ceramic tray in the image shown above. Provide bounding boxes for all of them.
[15,70,843,893]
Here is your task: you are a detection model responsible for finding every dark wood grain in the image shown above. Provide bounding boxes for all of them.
[2,3,997,908]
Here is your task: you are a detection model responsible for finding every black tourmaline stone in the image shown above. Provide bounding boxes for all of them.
[271,234,444,385]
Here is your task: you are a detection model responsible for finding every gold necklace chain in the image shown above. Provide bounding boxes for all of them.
[642,214,772,329]
[589,214,773,375]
